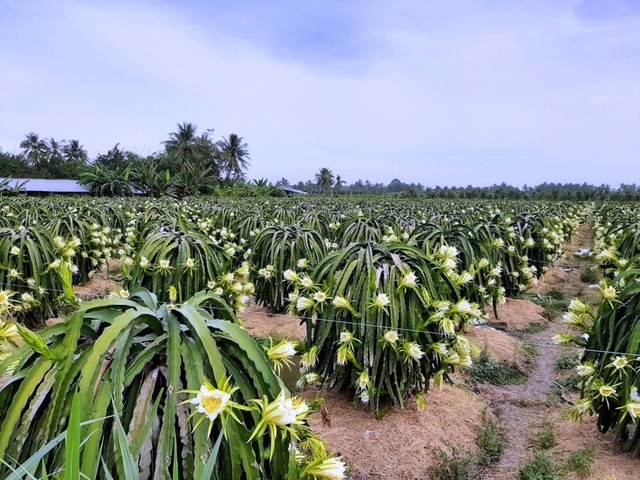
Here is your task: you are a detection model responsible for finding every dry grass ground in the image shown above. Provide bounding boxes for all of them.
[301,385,486,480]
[238,303,307,341]
[485,298,548,330]
[466,326,523,363]
[73,260,121,301]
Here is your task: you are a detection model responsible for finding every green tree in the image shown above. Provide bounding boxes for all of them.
[44,138,66,178]
[387,178,409,193]
[163,122,201,175]
[17,134,88,178]
[57,139,88,179]
[0,149,30,177]
[315,167,334,194]
[334,174,345,193]
[93,143,140,172]
[218,133,250,182]
[130,155,176,197]
[19,132,48,175]
[163,123,221,195]
[62,139,87,163]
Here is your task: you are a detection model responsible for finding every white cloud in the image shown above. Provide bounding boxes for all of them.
[0,0,638,186]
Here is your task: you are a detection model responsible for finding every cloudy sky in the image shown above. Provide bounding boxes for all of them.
[1,0,638,187]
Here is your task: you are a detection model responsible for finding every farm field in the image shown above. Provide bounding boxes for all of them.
[0,196,639,479]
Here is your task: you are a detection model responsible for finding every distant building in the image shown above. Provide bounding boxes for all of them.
[281,186,308,197]
[0,178,90,195]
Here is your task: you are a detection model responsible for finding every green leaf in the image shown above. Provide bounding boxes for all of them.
[63,391,81,480]
[113,397,140,480]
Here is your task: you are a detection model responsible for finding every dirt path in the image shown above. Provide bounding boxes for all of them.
[477,323,566,479]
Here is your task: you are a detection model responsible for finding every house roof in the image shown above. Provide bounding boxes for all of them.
[280,186,308,195]
[0,178,90,193]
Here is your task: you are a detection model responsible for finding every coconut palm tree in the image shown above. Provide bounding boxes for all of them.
[163,122,200,175]
[19,133,48,173]
[62,139,88,164]
[334,174,345,193]
[218,133,250,182]
[44,138,66,177]
[162,123,222,196]
[315,167,334,194]
[58,139,89,178]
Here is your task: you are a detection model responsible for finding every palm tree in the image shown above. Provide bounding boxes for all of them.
[315,168,334,194]
[62,139,88,164]
[162,123,223,196]
[334,175,345,193]
[19,133,48,172]
[46,138,65,176]
[59,139,88,178]
[163,122,200,175]
[218,134,250,182]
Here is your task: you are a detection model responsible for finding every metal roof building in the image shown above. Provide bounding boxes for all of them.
[0,178,90,194]
[281,186,308,196]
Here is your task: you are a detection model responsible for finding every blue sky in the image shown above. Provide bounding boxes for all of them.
[0,0,638,187]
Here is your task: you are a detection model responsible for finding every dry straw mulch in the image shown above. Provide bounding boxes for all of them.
[485,298,547,330]
[73,261,121,301]
[552,411,640,480]
[466,325,523,363]
[238,304,307,341]
[302,385,486,480]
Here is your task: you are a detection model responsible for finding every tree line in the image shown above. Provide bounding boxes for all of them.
[0,123,252,197]
[2,129,638,200]
[284,170,640,201]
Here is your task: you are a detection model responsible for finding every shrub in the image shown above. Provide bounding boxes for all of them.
[0,226,66,324]
[518,453,557,480]
[533,295,569,321]
[563,446,594,478]
[470,351,527,386]
[250,225,327,312]
[475,411,508,465]
[579,267,597,283]
[568,265,640,457]
[298,243,484,413]
[520,322,547,333]
[555,353,578,371]
[426,442,477,480]
[125,229,231,303]
[534,425,556,450]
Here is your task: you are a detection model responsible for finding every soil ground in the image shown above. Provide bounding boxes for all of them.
[301,385,486,480]
[73,259,121,301]
[239,302,307,341]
